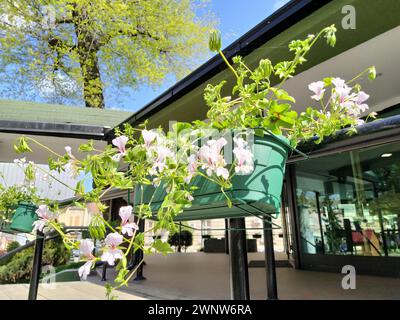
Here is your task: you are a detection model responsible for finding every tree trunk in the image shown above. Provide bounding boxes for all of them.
[79,49,104,109]
[72,6,105,109]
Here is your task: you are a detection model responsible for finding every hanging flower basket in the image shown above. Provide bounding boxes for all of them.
[134,133,291,221]
[9,202,38,233]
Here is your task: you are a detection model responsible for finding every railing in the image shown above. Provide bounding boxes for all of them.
[0,226,88,300]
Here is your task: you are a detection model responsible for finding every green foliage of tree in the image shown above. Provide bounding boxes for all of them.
[0,237,70,283]
[0,0,215,108]
[168,229,193,252]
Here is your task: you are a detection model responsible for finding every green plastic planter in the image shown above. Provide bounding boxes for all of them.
[134,133,291,221]
[9,202,38,233]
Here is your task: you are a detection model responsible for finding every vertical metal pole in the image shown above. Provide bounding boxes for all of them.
[225,219,229,254]
[134,218,146,281]
[343,219,353,254]
[101,262,107,281]
[315,191,326,254]
[373,187,389,257]
[228,217,250,300]
[264,215,278,300]
[177,223,182,253]
[28,231,44,300]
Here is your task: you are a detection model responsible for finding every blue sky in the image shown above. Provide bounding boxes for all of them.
[106,0,289,112]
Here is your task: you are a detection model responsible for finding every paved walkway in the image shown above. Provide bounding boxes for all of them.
[91,252,400,300]
[0,281,146,300]
[1,252,400,299]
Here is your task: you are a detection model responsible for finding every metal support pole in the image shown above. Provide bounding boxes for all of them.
[228,217,250,300]
[315,191,326,254]
[101,262,107,281]
[224,219,229,254]
[264,215,278,300]
[134,218,146,281]
[28,231,44,300]
[177,223,182,253]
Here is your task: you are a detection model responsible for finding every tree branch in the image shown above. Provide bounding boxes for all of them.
[55,17,74,24]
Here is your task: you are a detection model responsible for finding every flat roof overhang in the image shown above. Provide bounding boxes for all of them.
[0,120,110,140]
[0,132,108,164]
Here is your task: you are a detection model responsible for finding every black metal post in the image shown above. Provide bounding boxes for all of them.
[228,217,250,300]
[177,223,182,253]
[101,262,107,281]
[28,231,44,300]
[343,218,353,254]
[134,218,146,281]
[224,219,229,254]
[315,191,326,254]
[264,215,278,300]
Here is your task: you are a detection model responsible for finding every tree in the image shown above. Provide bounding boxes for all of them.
[0,0,215,108]
[168,229,193,252]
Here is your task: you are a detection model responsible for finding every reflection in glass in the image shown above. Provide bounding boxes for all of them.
[296,141,400,257]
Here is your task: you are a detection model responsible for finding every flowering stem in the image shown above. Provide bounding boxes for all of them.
[276,27,331,91]
[34,165,78,193]
[49,222,76,248]
[25,137,63,158]
[98,215,129,242]
[218,50,239,80]
[346,67,372,85]
[111,258,145,292]
[99,186,113,200]
[196,171,222,186]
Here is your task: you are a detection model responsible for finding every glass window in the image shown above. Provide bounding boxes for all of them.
[295,141,400,257]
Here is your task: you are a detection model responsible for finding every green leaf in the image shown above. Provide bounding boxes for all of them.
[73,201,86,209]
[78,140,94,152]
[279,115,295,125]
[254,128,264,137]
[76,180,85,195]
[152,239,173,255]
[273,88,296,103]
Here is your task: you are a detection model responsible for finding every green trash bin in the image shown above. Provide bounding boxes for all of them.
[10,202,38,233]
[134,133,291,221]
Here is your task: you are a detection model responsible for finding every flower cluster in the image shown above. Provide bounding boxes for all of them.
[142,130,176,176]
[101,232,124,266]
[119,205,138,236]
[233,137,254,175]
[139,130,256,185]
[111,136,129,162]
[308,77,371,121]
[32,204,58,233]
[78,239,96,280]
[197,137,229,179]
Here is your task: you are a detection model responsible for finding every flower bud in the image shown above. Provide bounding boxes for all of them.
[368,66,376,80]
[259,59,272,78]
[209,29,222,52]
